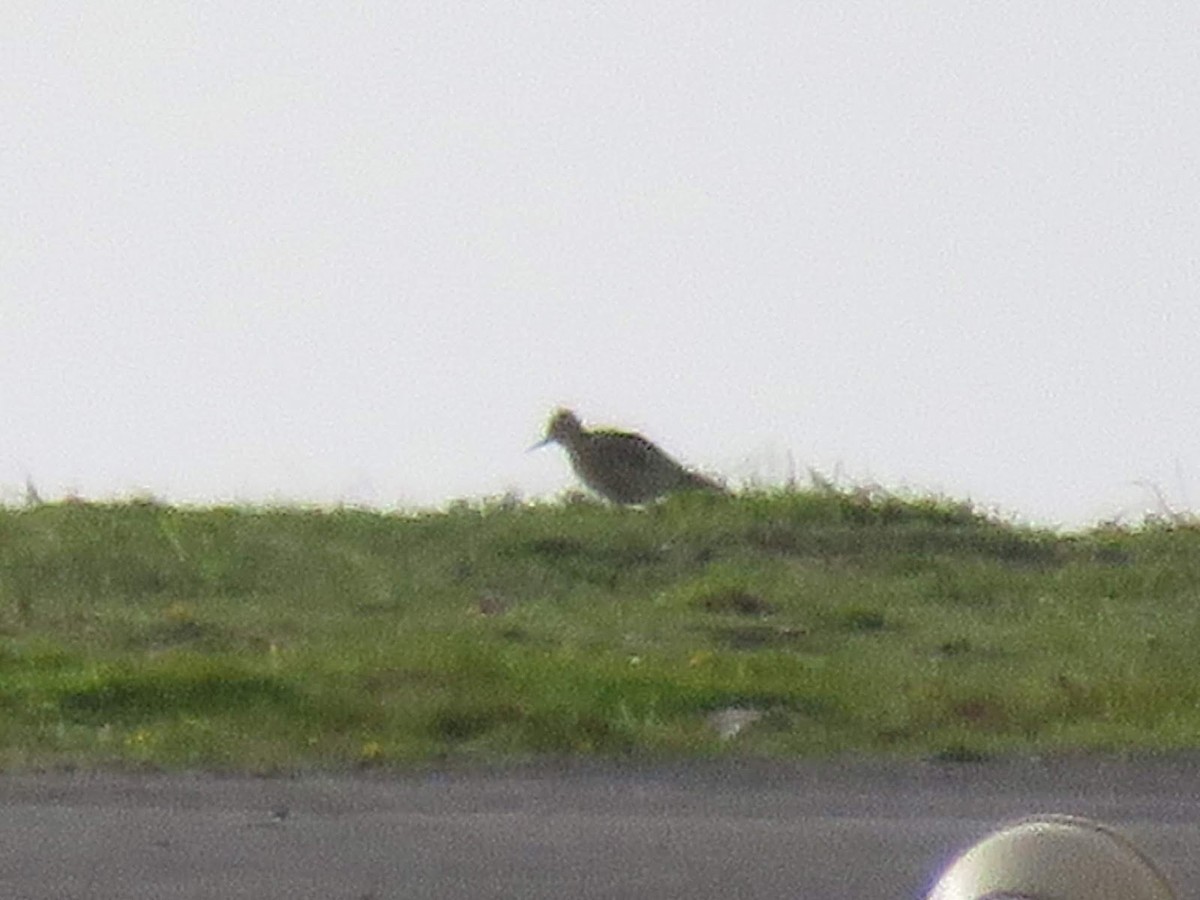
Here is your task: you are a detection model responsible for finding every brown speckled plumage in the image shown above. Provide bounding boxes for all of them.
[534,409,726,504]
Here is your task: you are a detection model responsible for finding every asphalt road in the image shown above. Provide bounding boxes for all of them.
[3,756,1199,899]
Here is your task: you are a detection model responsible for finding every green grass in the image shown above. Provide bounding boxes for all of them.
[1,489,1199,771]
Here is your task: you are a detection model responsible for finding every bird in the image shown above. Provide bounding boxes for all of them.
[531,408,726,504]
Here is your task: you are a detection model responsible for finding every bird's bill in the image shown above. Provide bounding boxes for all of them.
[528,438,552,451]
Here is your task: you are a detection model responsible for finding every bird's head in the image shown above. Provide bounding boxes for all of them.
[530,408,583,450]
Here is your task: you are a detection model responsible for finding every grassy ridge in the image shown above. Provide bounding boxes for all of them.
[1,490,1198,771]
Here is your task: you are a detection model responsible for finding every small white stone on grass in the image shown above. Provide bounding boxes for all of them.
[706,707,763,740]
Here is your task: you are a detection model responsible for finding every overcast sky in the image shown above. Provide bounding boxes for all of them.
[3,3,1198,527]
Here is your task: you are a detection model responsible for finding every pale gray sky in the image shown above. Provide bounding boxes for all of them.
[4,3,1198,527]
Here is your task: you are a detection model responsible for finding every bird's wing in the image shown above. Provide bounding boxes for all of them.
[603,432,726,493]
[590,430,678,473]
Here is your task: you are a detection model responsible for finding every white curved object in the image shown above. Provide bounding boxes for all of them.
[926,814,1177,900]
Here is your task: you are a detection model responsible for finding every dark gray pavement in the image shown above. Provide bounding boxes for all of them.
[3,756,1200,899]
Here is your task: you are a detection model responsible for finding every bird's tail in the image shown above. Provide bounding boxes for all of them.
[681,470,729,495]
